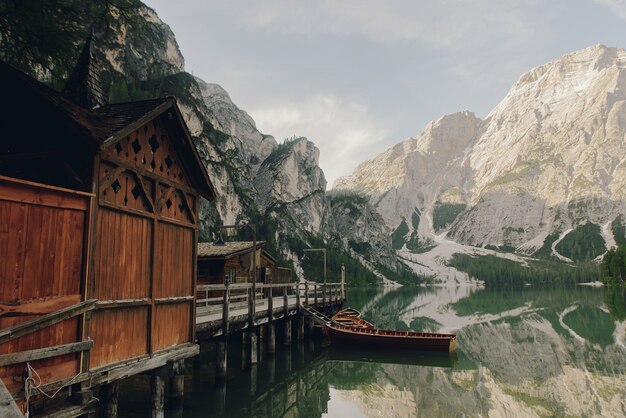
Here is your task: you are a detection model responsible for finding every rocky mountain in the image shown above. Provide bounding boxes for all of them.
[335,45,626,261]
[0,1,397,283]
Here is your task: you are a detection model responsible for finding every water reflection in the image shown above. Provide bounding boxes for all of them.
[116,285,626,417]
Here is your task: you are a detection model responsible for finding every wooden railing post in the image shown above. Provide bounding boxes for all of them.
[314,283,318,306]
[248,286,255,327]
[283,287,288,316]
[267,279,273,322]
[222,280,230,335]
[295,282,301,309]
[205,289,209,307]
[322,282,326,307]
[304,282,309,306]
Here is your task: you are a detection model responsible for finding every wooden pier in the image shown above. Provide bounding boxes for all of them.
[195,277,346,381]
[196,280,346,339]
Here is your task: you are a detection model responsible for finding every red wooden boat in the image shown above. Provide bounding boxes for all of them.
[332,308,374,329]
[326,308,457,352]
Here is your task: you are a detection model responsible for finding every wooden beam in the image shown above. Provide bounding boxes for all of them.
[0,300,96,344]
[0,379,22,418]
[0,177,91,211]
[154,296,194,305]
[0,340,93,367]
[95,298,151,310]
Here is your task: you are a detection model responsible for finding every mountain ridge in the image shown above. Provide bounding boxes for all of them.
[336,44,626,261]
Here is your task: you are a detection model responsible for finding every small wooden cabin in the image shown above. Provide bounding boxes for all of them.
[197,241,275,285]
[0,33,214,411]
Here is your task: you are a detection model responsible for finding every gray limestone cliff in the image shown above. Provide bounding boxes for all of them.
[335,45,626,259]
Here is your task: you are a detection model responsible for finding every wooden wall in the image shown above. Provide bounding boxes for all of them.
[89,115,198,369]
[0,176,90,393]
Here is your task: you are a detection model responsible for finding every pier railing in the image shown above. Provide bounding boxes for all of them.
[196,281,344,314]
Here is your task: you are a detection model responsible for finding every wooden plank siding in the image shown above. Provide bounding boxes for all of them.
[0,177,90,394]
[88,114,200,369]
[89,307,148,368]
[92,209,151,300]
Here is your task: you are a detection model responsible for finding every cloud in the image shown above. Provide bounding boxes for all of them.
[593,0,626,20]
[211,0,540,50]
[249,95,388,187]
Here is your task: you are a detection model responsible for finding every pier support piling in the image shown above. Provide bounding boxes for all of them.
[267,323,276,355]
[284,318,292,346]
[101,382,118,418]
[216,337,228,381]
[248,329,258,365]
[169,360,185,402]
[151,375,165,418]
[297,315,305,340]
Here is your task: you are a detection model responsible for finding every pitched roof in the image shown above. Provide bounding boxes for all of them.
[1,59,215,199]
[197,241,267,259]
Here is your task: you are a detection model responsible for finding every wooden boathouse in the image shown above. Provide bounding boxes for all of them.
[0,32,214,417]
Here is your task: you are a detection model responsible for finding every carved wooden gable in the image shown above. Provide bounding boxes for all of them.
[99,116,198,225]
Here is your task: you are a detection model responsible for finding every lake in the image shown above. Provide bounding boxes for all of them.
[116,284,626,417]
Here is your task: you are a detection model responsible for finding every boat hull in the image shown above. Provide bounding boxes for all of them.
[326,325,457,352]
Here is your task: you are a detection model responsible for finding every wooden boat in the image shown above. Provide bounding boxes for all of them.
[331,308,374,329]
[326,308,457,352]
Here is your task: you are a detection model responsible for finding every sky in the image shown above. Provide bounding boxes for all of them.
[145,0,626,187]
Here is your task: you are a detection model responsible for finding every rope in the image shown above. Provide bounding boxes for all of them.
[23,361,86,416]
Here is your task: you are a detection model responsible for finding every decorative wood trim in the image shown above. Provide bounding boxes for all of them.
[101,156,199,196]
[0,300,96,344]
[98,165,126,191]
[99,200,154,220]
[179,192,197,224]
[136,174,156,212]
[155,185,175,212]
[0,340,94,366]
[156,214,197,230]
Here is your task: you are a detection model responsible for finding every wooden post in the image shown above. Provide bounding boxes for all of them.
[267,323,276,355]
[101,382,118,418]
[241,332,249,369]
[248,286,255,327]
[249,328,258,365]
[304,281,309,306]
[268,280,273,322]
[295,282,301,309]
[341,263,346,302]
[223,279,230,335]
[322,281,326,307]
[267,355,276,385]
[297,314,305,340]
[283,289,288,317]
[314,283,318,306]
[249,364,258,396]
[284,318,292,346]
[284,346,292,373]
[151,375,165,418]
[169,360,185,402]
[216,337,228,380]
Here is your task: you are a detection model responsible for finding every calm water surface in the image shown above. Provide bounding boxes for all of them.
[117,285,626,417]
